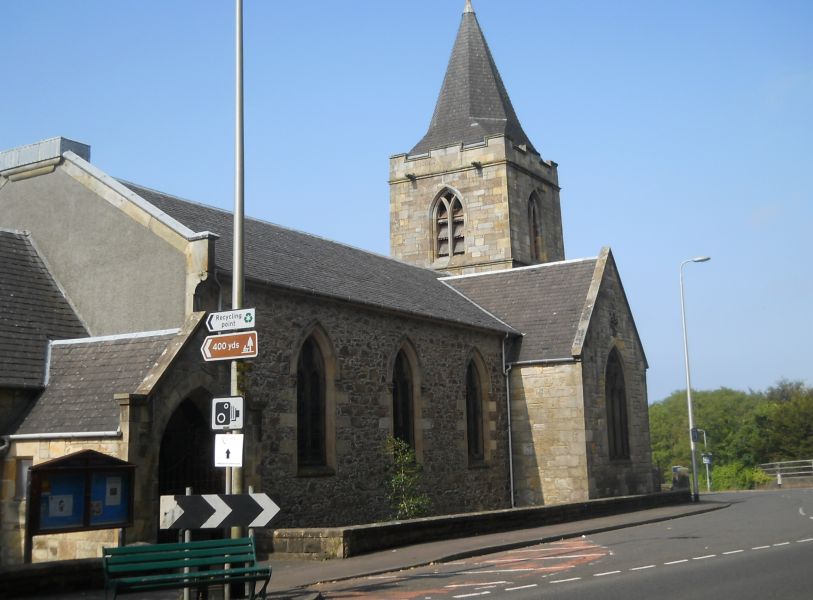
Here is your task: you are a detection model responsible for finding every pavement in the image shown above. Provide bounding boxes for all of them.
[15,499,728,600]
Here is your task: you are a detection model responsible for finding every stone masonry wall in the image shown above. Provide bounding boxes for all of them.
[580,257,655,498]
[509,363,589,507]
[240,283,512,534]
[390,136,562,275]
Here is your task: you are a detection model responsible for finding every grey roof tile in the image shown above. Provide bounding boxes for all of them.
[444,259,598,362]
[410,6,537,155]
[14,331,179,434]
[0,230,88,388]
[120,182,515,335]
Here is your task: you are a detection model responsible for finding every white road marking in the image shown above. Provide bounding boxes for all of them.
[459,569,535,574]
[693,554,717,560]
[445,582,508,588]
[799,507,806,516]
[536,554,607,559]
[490,558,530,564]
[797,538,813,543]
[550,577,581,584]
[664,559,689,565]
[594,570,621,577]
[630,565,656,571]
[505,584,538,591]
[752,545,771,550]
[453,593,491,599]
[723,550,744,555]
[773,542,790,547]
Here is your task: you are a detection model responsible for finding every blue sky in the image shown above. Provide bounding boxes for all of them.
[3,1,811,403]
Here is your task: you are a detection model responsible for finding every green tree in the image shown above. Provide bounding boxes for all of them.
[649,380,813,488]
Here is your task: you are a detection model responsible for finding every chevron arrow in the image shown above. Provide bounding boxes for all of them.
[249,492,281,528]
[160,493,280,529]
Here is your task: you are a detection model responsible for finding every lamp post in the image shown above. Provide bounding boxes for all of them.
[680,256,710,502]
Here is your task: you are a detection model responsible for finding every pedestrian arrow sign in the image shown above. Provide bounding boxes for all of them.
[214,433,243,467]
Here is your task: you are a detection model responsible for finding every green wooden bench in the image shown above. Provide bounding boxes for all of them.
[102,537,271,599]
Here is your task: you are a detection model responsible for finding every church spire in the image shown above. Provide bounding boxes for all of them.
[410,2,537,155]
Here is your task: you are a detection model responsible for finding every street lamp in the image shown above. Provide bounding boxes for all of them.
[680,256,710,502]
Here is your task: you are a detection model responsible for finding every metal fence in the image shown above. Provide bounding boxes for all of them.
[759,459,813,484]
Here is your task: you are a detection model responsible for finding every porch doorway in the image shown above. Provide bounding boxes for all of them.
[158,393,223,542]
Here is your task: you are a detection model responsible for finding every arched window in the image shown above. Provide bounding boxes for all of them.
[435,190,465,258]
[529,192,543,263]
[392,350,415,448]
[605,348,630,460]
[466,360,484,463]
[297,337,326,467]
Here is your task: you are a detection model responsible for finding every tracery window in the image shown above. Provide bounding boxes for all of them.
[297,337,327,467]
[435,190,465,258]
[466,360,485,463]
[392,350,415,448]
[605,348,630,460]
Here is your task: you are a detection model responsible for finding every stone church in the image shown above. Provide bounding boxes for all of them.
[0,1,654,564]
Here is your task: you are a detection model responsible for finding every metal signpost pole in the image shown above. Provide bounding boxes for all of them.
[227,2,244,597]
[231,0,245,508]
[680,256,710,502]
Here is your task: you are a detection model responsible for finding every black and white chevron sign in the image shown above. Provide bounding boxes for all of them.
[159,493,280,530]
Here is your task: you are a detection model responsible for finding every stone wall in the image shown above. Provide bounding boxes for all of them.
[580,255,655,498]
[239,283,512,536]
[389,136,563,275]
[509,363,589,507]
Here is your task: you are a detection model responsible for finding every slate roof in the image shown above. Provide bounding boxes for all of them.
[0,230,88,389]
[120,182,515,335]
[13,330,179,434]
[410,3,537,155]
[444,258,599,362]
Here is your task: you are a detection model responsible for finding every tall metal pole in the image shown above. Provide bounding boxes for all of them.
[680,256,710,502]
[231,0,245,503]
[225,3,245,599]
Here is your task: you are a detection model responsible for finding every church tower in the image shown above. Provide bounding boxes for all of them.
[390,0,565,275]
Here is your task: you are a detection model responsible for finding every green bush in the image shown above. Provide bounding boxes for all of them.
[383,435,431,520]
[711,462,771,490]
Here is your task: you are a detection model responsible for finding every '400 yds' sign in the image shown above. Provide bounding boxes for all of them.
[200,331,258,362]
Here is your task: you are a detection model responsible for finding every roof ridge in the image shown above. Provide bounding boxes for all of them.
[119,180,445,277]
[440,256,598,281]
[51,328,180,346]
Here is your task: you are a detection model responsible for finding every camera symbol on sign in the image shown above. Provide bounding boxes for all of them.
[212,397,244,430]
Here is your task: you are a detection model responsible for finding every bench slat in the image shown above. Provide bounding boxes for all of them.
[106,543,253,562]
[114,566,271,587]
[106,552,255,574]
[105,537,252,555]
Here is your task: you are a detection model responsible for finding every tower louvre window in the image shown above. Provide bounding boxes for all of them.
[529,192,543,263]
[435,191,465,258]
